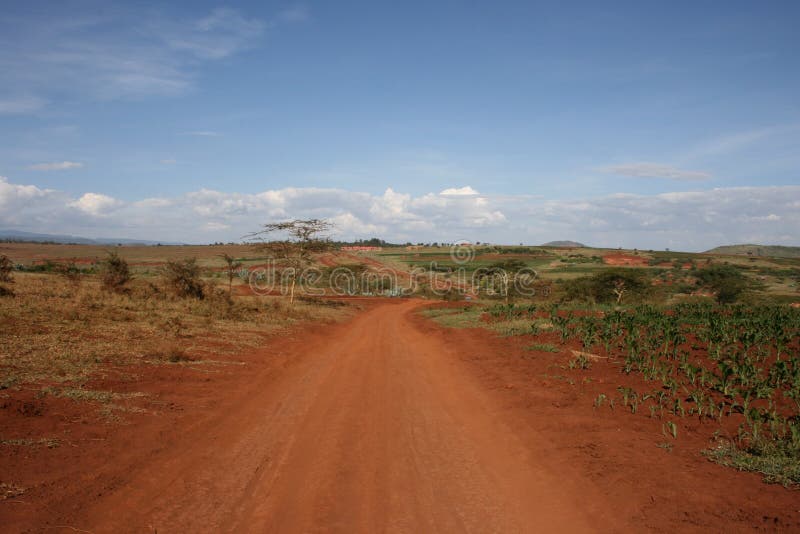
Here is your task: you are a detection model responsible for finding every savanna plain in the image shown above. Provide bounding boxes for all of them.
[1,241,800,532]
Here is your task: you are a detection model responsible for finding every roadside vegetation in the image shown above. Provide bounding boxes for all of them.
[426,298,800,485]
[416,245,800,486]
[0,248,350,421]
[3,240,800,486]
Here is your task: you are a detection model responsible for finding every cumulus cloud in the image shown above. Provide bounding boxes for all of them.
[68,192,122,216]
[0,176,797,251]
[601,162,711,181]
[0,176,67,226]
[27,161,84,171]
[0,176,55,207]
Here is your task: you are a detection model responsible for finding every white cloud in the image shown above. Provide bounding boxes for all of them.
[203,221,231,231]
[0,176,798,251]
[133,197,172,208]
[329,212,383,236]
[0,176,66,226]
[601,162,711,181]
[440,186,480,196]
[68,192,122,216]
[27,161,84,171]
[0,176,54,206]
[0,7,279,106]
[160,159,177,165]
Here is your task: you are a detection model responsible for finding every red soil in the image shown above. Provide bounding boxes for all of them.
[1,300,797,532]
[603,253,649,266]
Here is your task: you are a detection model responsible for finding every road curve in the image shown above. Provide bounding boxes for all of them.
[85,300,615,533]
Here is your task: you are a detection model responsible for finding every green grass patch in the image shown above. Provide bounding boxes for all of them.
[423,306,550,337]
[704,439,800,487]
[421,307,483,328]
[526,343,560,352]
[490,317,536,336]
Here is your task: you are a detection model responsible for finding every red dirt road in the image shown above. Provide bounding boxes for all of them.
[5,300,797,532]
[76,300,614,532]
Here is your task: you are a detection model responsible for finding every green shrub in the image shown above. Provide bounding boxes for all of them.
[101,250,132,292]
[163,258,205,299]
[693,265,750,303]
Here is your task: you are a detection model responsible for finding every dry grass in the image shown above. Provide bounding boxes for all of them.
[0,272,349,392]
[0,481,26,500]
[0,437,61,448]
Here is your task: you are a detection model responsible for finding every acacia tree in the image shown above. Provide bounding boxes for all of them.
[479,259,533,304]
[219,253,243,298]
[247,219,333,304]
[564,268,651,305]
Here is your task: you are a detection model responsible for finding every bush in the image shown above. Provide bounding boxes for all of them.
[693,265,749,303]
[0,255,14,283]
[55,261,83,282]
[101,250,132,292]
[163,258,205,299]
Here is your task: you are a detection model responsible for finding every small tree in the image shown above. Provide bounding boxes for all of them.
[163,258,205,299]
[247,219,333,304]
[219,253,243,298]
[480,259,531,304]
[101,250,132,292]
[0,255,13,283]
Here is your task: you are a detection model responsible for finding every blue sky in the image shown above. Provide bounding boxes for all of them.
[1,1,798,249]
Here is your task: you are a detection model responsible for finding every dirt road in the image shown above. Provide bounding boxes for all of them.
[74,300,615,532]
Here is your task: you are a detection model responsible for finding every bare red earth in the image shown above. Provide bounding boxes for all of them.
[1,300,798,532]
[603,253,650,266]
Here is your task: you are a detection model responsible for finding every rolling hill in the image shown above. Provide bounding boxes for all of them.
[0,229,181,246]
[705,244,800,258]
[541,240,587,248]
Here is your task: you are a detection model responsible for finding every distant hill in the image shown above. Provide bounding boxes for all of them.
[0,229,181,246]
[541,240,586,248]
[705,244,800,258]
